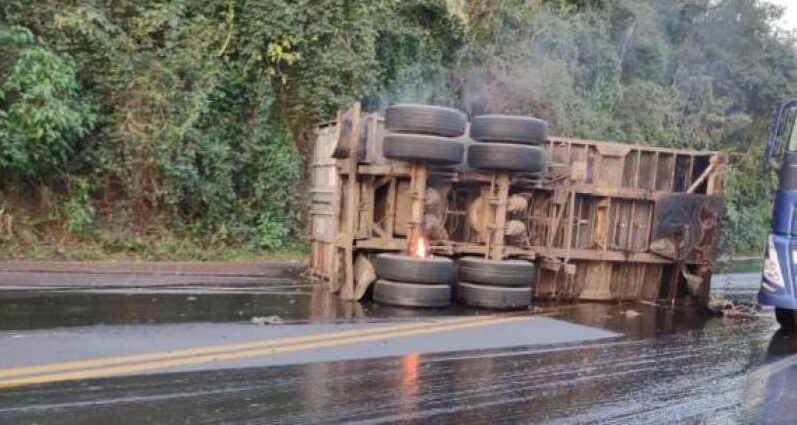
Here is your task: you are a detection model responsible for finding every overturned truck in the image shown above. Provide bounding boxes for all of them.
[309,103,725,308]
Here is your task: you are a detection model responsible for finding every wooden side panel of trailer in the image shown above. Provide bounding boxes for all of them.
[535,262,665,301]
[309,122,340,280]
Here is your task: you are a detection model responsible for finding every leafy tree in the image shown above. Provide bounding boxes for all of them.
[0,25,94,177]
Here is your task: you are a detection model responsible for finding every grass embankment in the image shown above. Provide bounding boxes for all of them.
[0,235,308,261]
[0,212,307,262]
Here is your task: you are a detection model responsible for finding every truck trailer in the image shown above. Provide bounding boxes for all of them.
[309,103,726,308]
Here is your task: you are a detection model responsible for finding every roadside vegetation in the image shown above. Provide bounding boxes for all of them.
[0,0,795,260]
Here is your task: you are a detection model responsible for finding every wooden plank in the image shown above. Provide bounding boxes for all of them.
[578,262,613,300]
[394,180,412,237]
[688,155,722,193]
[407,163,428,254]
[631,201,652,251]
[310,117,340,281]
[591,198,610,250]
[339,163,412,176]
[571,183,667,200]
[488,172,511,260]
[354,237,676,264]
[573,195,584,249]
[655,153,675,191]
[385,178,397,236]
[641,265,663,300]
[328,171,344,291]
[563,189,576,260]
[638,152,656,190]
[622,148,638,188]
[548,136,720,156]
[539,247,677,264]
[596,148,627,188]
[341,103,362,300]
[625,201,636,251]
[547,186,569,248]
[576,195,594,249]
[358,177,374,239]
[609,200,632,250]
[353,239,534,258]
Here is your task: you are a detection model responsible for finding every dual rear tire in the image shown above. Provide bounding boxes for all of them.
[381,107,551,172]
[373,280,452,308]
[466,115,548,174]
[383,105,466,165]
[467,144,546,173]
[455,282,531,310]
[373,253,455,308]
[470,115,547,145]
[371,254,535,310]
[455,257,535,310]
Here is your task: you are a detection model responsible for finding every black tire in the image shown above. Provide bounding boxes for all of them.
[776,308,797,330]
[383,134,465,165]
[373,280,452,308]
[458,257,535,287]
[470,115,548,145]
[375,253,455,284]
[385,104,466,137]
[467,143,546,173]
[456,282,531,310]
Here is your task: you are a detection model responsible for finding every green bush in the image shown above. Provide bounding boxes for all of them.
[0,25,95,176]
[63,177,95,239]
[0,0,461,256]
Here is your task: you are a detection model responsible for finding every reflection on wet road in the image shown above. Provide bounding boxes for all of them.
[0,272,793,424]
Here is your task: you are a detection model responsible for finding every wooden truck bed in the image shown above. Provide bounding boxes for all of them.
[309,104,726,304]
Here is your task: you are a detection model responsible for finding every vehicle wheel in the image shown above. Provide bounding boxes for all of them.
[458,257,535,287]
[456,282,531,310]
[470,115,547,145]
[467,143,546,173]
[373,280,452,308]
[385,104,467,137]
[776,308,797,330]
[383,134,465,165]
[374,253,456,284]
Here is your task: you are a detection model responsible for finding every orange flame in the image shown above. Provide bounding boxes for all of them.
[408,226,430,258]
[415,236,427,258]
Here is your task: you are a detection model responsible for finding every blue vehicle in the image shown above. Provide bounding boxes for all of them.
[760,98,797,328]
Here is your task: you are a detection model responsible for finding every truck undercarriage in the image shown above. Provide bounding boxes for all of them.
[309,104,726,306]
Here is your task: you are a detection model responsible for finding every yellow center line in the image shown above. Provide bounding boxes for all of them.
[0,315,528,388]
[0,315,495,380]
[0,315,531,389]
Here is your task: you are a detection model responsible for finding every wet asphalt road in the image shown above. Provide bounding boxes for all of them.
[0,271,794,424]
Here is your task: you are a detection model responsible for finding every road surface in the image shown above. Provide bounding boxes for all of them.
[0,267,789,424]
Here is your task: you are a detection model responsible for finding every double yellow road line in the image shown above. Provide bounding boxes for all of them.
[0,315,530,390]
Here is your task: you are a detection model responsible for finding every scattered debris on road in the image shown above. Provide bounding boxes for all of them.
[251,315,284,325]
[623,309,642,318]
[707,295,760,320]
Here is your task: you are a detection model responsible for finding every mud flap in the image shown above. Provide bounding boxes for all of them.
[350,254,377,301]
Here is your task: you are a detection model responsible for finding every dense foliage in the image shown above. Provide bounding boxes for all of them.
[453,0,797,253]
[0,0,794,257]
